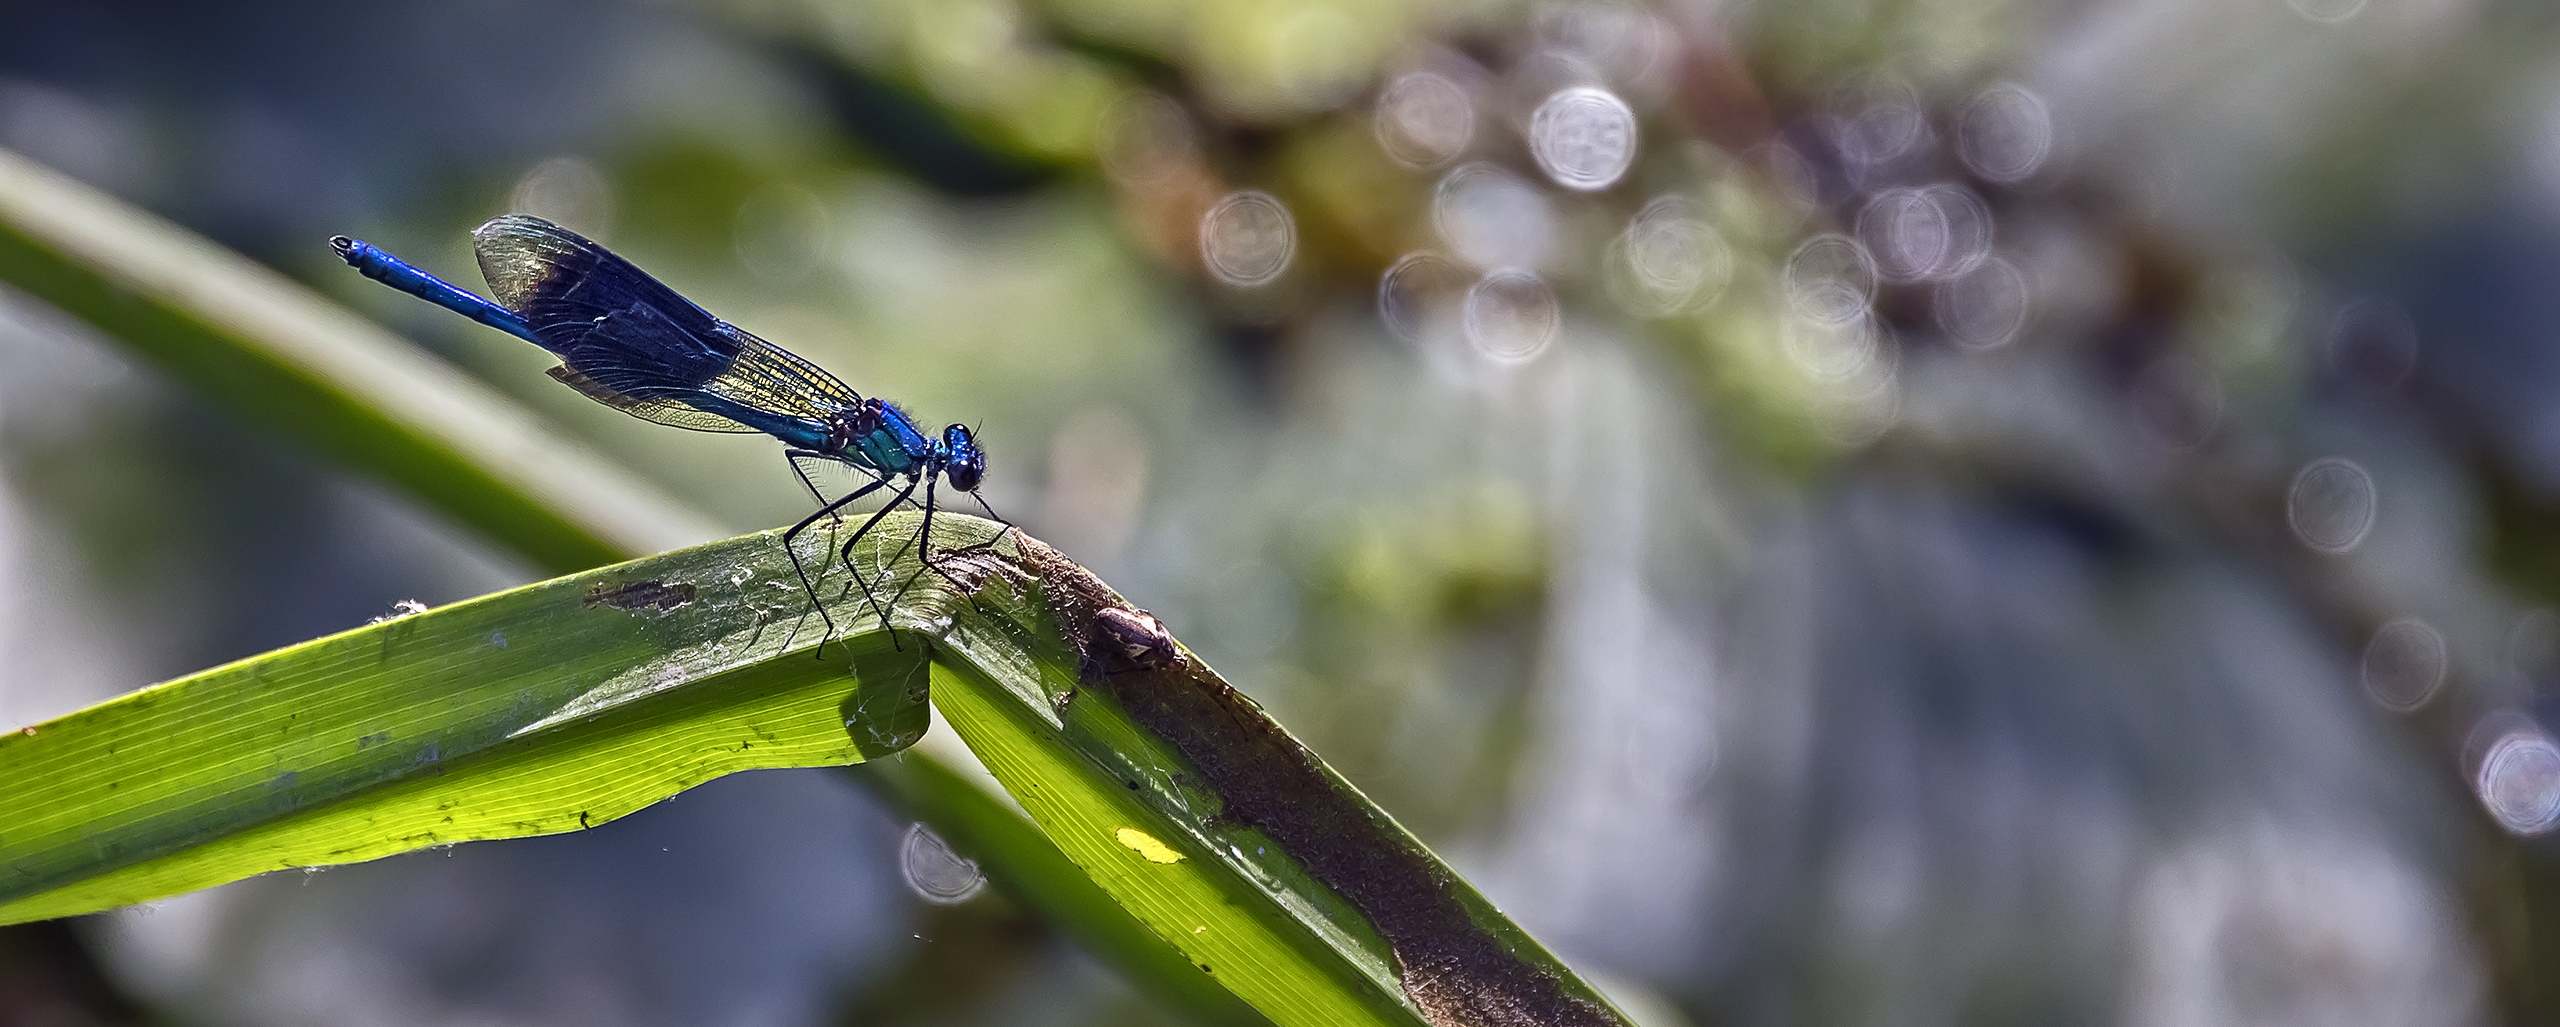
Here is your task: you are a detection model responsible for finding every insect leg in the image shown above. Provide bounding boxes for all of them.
[837,477,923,632]
[783,449,837,509]
[782,474,896,652]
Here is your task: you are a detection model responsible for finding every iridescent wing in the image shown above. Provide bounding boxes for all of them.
[545,364,761,433]
[703,322,867,423]
[473,215,864,436]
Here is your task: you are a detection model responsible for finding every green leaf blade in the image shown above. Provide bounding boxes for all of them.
[0,529,929,924]
[929,657,1417,1027]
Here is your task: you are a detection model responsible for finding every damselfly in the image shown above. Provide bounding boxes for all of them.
[332,215,996,636]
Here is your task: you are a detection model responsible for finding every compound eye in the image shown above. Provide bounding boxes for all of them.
[948,449,985,492]
[937,424,984,490]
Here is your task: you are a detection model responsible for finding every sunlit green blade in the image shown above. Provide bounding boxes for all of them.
[0,147,720,574]
[911,522,1633,1027]
[849,750,1272,1025]
[0,528,928,925]
[927,659,1410,1026]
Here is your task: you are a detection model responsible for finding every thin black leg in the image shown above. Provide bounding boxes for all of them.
[921,470,941,565]
[934,488,1014,560]
[917,471,974,587]
[835,477,922,632]
[969,490,1012,527]
[867,489,929,590]
[783,449,835,508]
[781,474,895,651]
[881,472,966,616]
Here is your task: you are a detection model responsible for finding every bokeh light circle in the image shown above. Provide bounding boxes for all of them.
[2362,618,2449,712]
[900,823,987,904]
[2287,457,2378,555]
[1782,310,1884,384]
[1783,234,1876,326]
[1610,196,1730,315]
[1378,251,1468,345]
[2477,731,2560,835]
[1936,256,2031,349]
[1375,72,1475,169]
[1833,76,1927,176]
[1463,268,1560,364]
[1527,86,1638,191]
[1198,190,1296,288]
[511,156,614,240]
[1957,84,2053,184]
[1099,93,1198,188]
[1856,185,1992,283]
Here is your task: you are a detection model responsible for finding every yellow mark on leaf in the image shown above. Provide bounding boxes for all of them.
[1115,827,1185,863]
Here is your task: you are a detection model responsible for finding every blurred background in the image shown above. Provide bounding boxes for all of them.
[2,0,2558,1024]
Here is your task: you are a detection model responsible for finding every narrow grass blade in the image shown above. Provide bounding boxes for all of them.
[0,146,719,573]
[0,528,927,924]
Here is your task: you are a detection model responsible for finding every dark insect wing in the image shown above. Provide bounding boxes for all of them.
[472,214,863,440]
[474,214,723,370]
